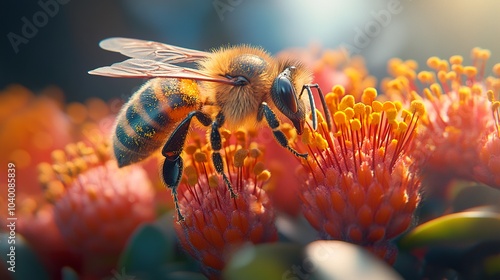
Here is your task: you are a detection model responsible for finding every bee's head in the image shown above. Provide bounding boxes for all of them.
[271,64,311,135]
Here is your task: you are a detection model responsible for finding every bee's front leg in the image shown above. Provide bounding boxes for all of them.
[258,102,308,159]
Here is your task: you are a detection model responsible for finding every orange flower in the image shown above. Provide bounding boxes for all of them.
[174,129,277,279]
[0,85,71,197]
[474,87,500,187]
[269,47,376,217]
[39,140,155,278]
[382,48,498,184]
[297,86,425,263]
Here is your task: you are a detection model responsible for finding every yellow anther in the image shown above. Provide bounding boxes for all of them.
[417,71,434,84]
[73,158,88,174]
[364,105,372,115]
[471,84,482,96]
[325,92,337,106]
[253,161,266,176]
[382,101,396,112]
[315,109,326,125]
[301,126,314,145]
[220,129,232,142]
[344,108,355,120]
[471,47,481,59]
[209,175,219,188]
[452,64,463,76]
[401,109,412,120]
[44,181,65,202]
[333,111,348,125]
[339,95,355,110]
[51,150,66,164]
[187,173,198,186]
[249,148,262,158]
[430,83,443,98]
[372,101,383,112]
[65,161,77,177]
[487,90,496,102]
[353,103,365,116]
[332,85,345,98]
[234,149,248,168]
[394,101,402,111]
[492,101,500,111]
[76,142,92,155]
[449,55,463,65]
[397,121,408,133]
[184,165,197,177]
[52,163,68,176]
[385,108,397,121]
[479,49,491,60]
[257,170,271,182]
[463,66,478,78]
[386,79,403,91]
[458,87,471,101]
[410,100,426,116]
[235,129,246,143]
[437,70,447,83]
[314,132,328,150]
[361,87,377,104]
[185,144,198,155]
[446,71,457,80]
[437,60,449,72]
[405,59,418,70]
[427,56,440,69]
[350,119,362,131]
[194,151,208,162]
[493,64,500,77]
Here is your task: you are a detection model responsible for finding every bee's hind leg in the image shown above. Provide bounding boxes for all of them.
[258,102,308,159]
[161,110,212,222]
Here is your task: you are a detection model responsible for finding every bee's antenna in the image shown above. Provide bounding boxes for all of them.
[300,84,332,131]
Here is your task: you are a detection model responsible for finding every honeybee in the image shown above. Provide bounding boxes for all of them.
[89,37,331,221]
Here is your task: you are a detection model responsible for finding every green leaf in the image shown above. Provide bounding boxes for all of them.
[0,233,50,280]
[164,271,208,280]
[61,266,79,280]
[117,220,174,277]
[304,241,403,280]
[400,209,500,250]
[223,243,304,280]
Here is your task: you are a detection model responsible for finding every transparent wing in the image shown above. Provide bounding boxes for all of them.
[98,37,210,64]
[89,58,235,84]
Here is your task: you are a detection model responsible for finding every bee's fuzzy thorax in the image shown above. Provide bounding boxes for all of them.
[199,45,275,129]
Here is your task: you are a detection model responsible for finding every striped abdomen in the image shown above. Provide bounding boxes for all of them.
[113,78,202,167]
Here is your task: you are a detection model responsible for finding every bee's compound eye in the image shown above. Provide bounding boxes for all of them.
[273,74,298,113]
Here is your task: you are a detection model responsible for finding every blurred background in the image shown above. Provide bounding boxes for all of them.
[1,0,499,102]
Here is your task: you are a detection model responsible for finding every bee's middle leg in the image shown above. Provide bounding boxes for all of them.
[258,102,308,159]
[210,112,237,198]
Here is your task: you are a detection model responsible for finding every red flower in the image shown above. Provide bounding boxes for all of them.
[383,48,498,187]
[39,140,155,278]
[297,86,425,263]
[174,129,277,279]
